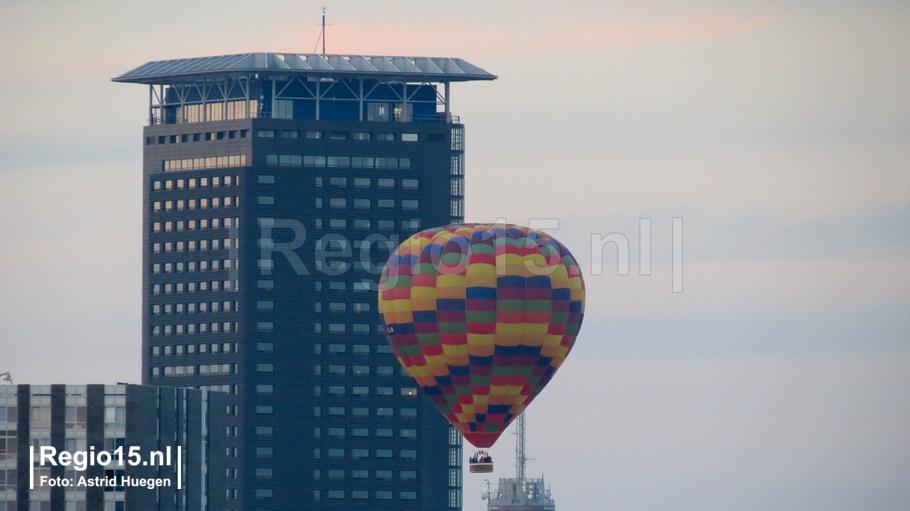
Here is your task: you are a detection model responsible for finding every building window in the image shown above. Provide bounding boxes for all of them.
[450,199,464,217]
[451,177,464,196]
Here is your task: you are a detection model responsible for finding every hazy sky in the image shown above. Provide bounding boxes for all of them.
[1,1,909,510]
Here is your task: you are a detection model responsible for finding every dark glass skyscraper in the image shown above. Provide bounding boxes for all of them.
[114,53,495,511]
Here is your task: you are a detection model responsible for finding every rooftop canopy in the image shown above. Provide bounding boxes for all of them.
[113,52,497,84]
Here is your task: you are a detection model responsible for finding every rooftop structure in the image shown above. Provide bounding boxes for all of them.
[113,52,495,127]
[485,414,556,511]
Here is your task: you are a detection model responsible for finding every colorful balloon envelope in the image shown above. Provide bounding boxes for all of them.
[378,224,585,448]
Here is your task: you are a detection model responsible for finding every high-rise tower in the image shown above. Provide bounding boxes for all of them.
[114,52,495,511]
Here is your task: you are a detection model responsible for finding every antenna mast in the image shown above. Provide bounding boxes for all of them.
[515,413,527,480]
[321,7,326,55]
[313,7,331,55]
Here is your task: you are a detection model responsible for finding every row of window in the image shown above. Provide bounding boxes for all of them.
[152,259,236,275]
[151,342,236,357]
[176,100,258,125]
[312,197,419,210]
[153,175,239,191]
[152,300,238,316]
[242,343,394,359]
[257,129,420,142]
[150,321,238,336]
[152,216,237,232]
[256,277,378,294]
[310,176,419,189]
[265,154,411,170]
[308,301,372,313]
[152,364,236,377]
[312,448,418,460]
[147,128,250,146]
[316,489,417,501]
[152,238,236,254]
[152,239,237,253]
[310,323,381,335]
[312,386,411,398]
[247,407,417,428]
[313,406,411,418]
[163,155,246,173]
[307,468,418,480]
[152,197,239,211]
[151,280,238,295]
[311,218,421,230]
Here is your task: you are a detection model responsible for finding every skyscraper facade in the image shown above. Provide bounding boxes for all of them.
[114,53,495,511]
[0,384,225,511]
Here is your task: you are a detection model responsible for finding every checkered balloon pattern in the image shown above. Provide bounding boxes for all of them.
[378,224,585,448]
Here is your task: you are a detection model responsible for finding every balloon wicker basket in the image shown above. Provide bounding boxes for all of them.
[468,451,494,474]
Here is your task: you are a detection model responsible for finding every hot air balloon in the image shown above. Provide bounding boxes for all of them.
[378,224,585,473]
